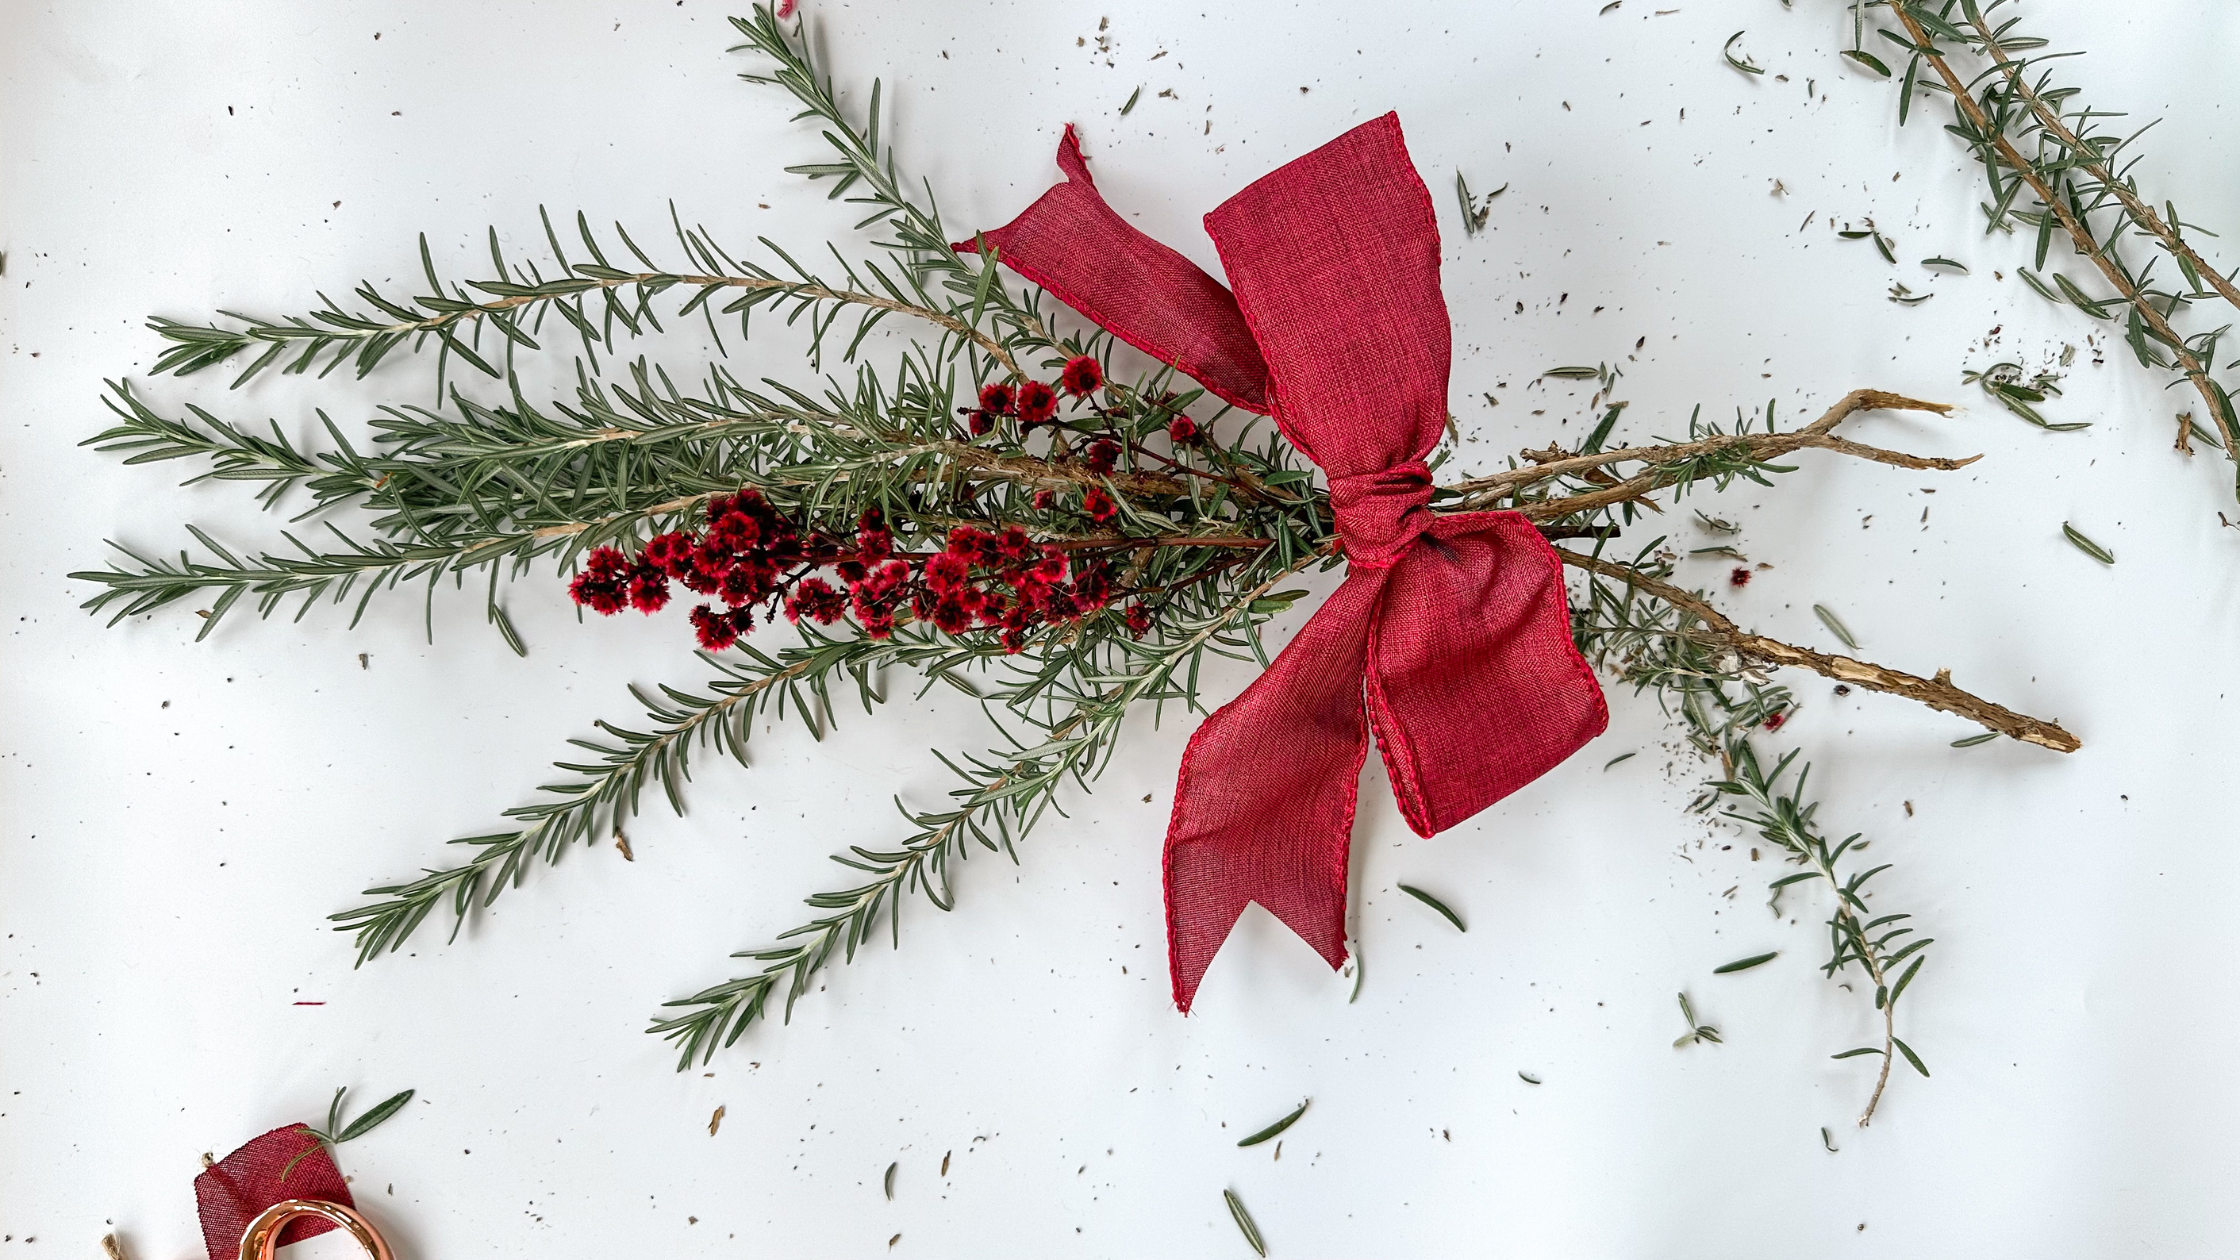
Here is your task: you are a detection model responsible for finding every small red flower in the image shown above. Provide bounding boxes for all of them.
[642,531,696,577]
[995,526,1036,562]
[1729,567,1752,588]
[690,604,741,651]
[569,571,627,615]
[1763,709,1789,731]
[947,526,1001,564]
[1167,415,1200,444]
[583,546,628,577]
[978,382,1017,415]
[1032,489,1056,510]
[1085,438,1120,474]
[1016,380,1058,427]
[774,0,797,18]
[1083,486,1118,522]
[1058,355,1104,397]
[628,564,672,614]
[856,511,893,562]
[784,577,847,625]
[930,598,973,635]
[967,410,995,437]
[1124,602,1153,638]
[924,552,970,590]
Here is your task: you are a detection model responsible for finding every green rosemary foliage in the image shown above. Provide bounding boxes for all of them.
[1849,0,2240,485]
[1570,539,1929,1124]
[649,551,1318,1067]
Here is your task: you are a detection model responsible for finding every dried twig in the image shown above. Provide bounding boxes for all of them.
[1557,549,2079,752]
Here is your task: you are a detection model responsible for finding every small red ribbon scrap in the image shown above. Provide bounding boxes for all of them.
[961,114,1609,1011]
[193,1125,354,1260]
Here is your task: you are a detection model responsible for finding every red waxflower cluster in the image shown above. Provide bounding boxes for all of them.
[964,355,1103,435]
[567,487,1117,654]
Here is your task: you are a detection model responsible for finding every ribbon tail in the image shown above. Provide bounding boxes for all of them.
[951,126,1271,412]
[1163,572,1386,1011]
[1368,513,1610,836]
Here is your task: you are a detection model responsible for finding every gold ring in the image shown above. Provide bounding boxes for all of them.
[236,1200,393,1260]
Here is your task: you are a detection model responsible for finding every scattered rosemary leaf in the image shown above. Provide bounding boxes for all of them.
[1712,951,1779,974]
[1398,883,1465,932]
[708,1105,725,1136]
[1519,1071,1542,1084]
[1604,752,1637,770]
[1121,85,1142,116]
[1812,604,1860,650]
[1723,31,1765,75]
[1921,256,1969,272]
[1842,48,1893,77]
[884,1161,897,1200]
[1821,1127,1839,1152]
[1542,365,1602,379]
[1950,731,1998,748]
[1224,1189,1268,1258]
[2061,522,2115,564]
[1237,1099,1309,1147]
[1342,947,1364,1003]
[1829,1046,1884,1059]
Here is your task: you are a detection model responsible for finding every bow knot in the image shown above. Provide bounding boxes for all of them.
[1329,458,1434,570]
[960,113,1610,1012]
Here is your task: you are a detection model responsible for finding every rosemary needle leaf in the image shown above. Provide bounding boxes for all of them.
[2061,522,2115,564]
[1542,365,1602,379]
[1237,1099,1309,1147]
[1603,752,1637,770]
[1224,1189,1268,1258]
[1950,731,1998,748]
[884,1161,897,1200]
[1893,1037,1932,1078]
[1398,884,1466,932]
[1921,256,1969,272]
[332,1088,415,1143]
[1821,1127,1839,1152]
[1723,31,1765,75]
[1812,603,1860,651]
[1842,49,1894,77]
[1712,951,1779,974]
[1830,1046,1884,1059]
[1120,85,1142,116]
[1519,1072,1542,1085]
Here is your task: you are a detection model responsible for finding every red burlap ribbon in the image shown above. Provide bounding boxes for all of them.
[193,1124,354,1260]
[960,115,1609,1010]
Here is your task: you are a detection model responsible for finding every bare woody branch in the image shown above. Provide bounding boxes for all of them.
[1447,389,1965,516]
[1556,549,2080,753]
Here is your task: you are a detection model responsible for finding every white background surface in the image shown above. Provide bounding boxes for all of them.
[6,1,2240,1256]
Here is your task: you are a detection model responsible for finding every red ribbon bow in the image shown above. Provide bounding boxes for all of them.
[960,114,1609,1010]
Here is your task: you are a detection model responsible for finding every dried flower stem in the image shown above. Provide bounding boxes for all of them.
[1557,549,2077,751]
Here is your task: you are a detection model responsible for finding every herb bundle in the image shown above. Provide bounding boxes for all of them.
[76,6,2072,1125]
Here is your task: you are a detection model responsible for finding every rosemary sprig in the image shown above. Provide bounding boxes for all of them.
[1853,0,2240,486]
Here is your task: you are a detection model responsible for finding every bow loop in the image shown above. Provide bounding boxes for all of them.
[959,113,1609,1013]
[1329,458,1434,570]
